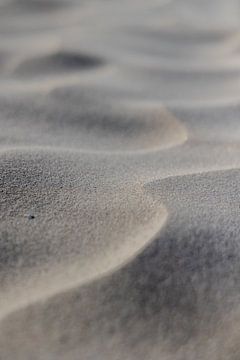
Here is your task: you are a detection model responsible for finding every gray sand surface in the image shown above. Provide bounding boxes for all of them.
[0,0,240,359]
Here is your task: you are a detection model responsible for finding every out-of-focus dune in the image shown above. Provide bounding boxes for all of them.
[0,0,240,359]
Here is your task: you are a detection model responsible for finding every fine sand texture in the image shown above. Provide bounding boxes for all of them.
[1,0,240,359]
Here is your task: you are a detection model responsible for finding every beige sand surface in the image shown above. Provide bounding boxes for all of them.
[0,0,240,359]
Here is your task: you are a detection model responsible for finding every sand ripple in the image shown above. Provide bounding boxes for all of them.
[0,96,187,152]
[14,51,104,77]
[0,0,240,359]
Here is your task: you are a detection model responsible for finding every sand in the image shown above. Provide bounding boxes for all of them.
[0,0,240,359]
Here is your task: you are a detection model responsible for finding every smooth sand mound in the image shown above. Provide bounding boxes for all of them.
[0,147,167,317]
[1,168,240,359]
[0,96,187,152]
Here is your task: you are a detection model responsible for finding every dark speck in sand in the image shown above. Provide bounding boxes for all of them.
[28,214,35,220]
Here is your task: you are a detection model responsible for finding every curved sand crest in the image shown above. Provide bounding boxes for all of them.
[0,147,167,318]
[2,168,240,359]
[171,101,240,146]
[0,96,187,153]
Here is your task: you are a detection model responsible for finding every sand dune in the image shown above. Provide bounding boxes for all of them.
[0,147,168,318]
[0,0,240,359]
[1,168,240,360]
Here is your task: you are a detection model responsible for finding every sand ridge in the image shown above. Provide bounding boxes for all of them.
[0,0,240,359]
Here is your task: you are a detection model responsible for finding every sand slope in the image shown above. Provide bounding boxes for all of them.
[0,0,240,359]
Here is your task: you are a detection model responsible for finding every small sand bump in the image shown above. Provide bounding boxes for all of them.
[0,97,187,153]
[14,51,104,77]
